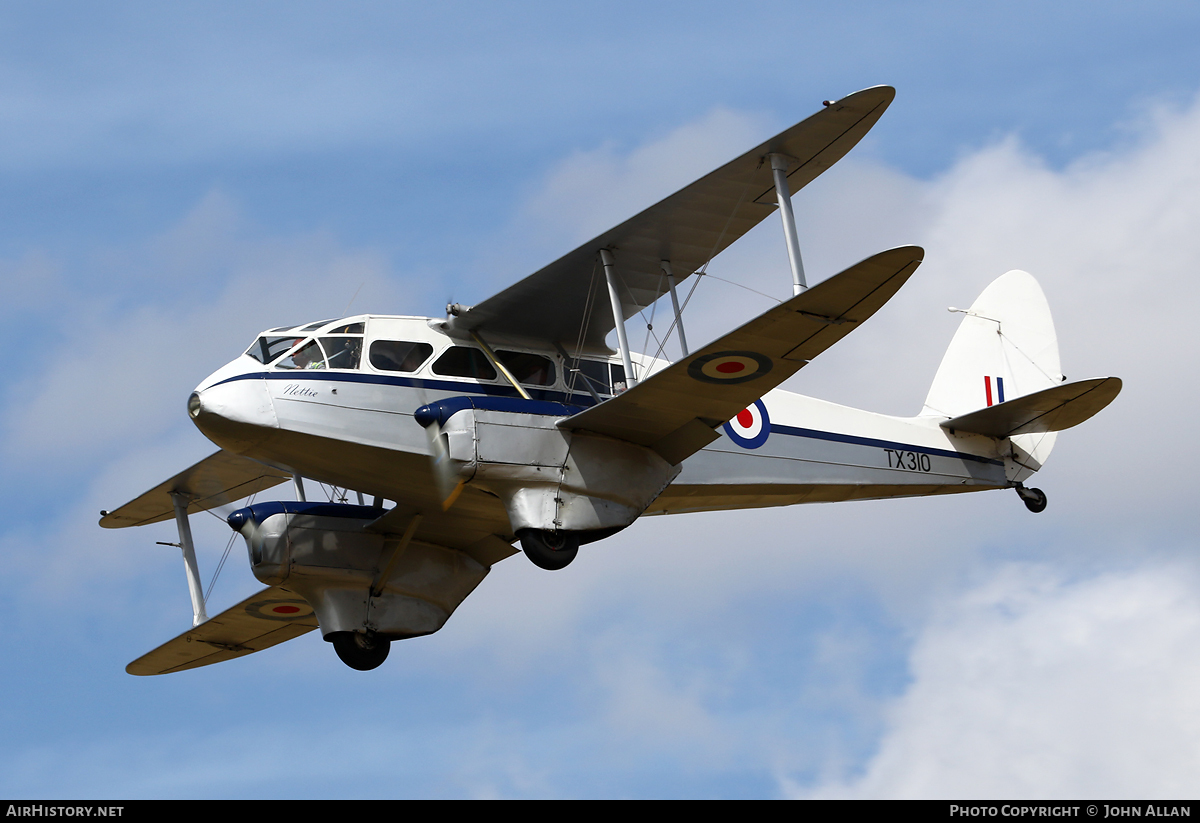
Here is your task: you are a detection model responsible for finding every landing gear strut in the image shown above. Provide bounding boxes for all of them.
[1015,486,1048,514]
[518,529,579,570]
[329,631,391,670]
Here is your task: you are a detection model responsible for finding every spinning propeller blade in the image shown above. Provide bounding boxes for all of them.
[424,423,464,511]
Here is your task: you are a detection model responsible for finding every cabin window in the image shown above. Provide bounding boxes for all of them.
[574,359,606,393]
[432,346,497,381]
[370,341,433,373]
[320,337,363,370]
[300,319,336,332]
[276,339,326,370]
[497,350,556,386]
[611,363,627,393]
[246,336,305,365]
[326,322,365,335]
[570,359,625,396]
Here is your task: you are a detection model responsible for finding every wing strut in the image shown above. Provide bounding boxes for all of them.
[470,330,533,400]
[769,153,808,295]
[169,492,209,627]
[661,260,689,357]
[600,248,638,387]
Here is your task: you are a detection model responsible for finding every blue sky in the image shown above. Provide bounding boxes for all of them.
[3,1,1200,798]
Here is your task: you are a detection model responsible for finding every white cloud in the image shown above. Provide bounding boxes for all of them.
[791,562,1200,799]
[518,107,774,249]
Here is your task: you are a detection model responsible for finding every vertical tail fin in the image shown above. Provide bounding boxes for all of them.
[922,270,1064,479]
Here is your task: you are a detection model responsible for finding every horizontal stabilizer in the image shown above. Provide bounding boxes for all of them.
[126,586,318,676]
[101,450,291,529]
[562,246,923,463]
[940,377,1122,438]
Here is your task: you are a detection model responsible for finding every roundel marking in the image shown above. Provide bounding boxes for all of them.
[687,351,773,385]
[723,399,770,449]
[245,598,314,622]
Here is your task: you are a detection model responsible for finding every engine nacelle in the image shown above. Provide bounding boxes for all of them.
[416,397,680,537]
[227,502,488,640]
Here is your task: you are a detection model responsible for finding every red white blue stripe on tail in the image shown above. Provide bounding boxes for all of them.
[984,375,1005,406]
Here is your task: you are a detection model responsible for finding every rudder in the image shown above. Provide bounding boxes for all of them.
[922,270,1064,480]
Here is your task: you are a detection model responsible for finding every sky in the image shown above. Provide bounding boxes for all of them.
[2,1,1199,799]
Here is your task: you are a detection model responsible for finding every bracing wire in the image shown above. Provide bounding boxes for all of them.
[694,271,786,304]
[569,158,767,381]
[204,531,238,607]
[566,259,601,397]
[638,275,664,362]
[203,491,258,604]
[643,167,763,366]
[998,329,1062,385]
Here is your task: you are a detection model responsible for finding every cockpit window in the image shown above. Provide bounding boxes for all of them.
[246,336,305,364]
[300,319,336,332]
[276,339,326,370]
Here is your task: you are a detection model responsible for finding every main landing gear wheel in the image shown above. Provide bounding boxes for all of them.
[329,631,391,671]
[1016,486,1048,514]
[518,529,580,570]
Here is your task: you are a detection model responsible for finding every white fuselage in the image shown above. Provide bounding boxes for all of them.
[189,314,1013,529]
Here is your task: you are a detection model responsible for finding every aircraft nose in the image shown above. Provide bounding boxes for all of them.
[188,378,278,453]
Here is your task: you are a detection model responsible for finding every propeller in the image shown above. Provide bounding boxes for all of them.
[425,422,465,510]
[415,402,466,511]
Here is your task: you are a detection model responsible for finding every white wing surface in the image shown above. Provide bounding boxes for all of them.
[447,86,895,350]
[561,246,924,463]
[126,586,319,675]
[100,450,292,529]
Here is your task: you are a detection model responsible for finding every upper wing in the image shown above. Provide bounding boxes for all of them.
[100,450,291,528]
[561,246,924,463]
[126,585,319,675]
[940,377,1122,438]
[447,86,895,350]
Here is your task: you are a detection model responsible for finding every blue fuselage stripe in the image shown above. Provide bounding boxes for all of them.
[770,424,1003,466]
[215,371,1003,466]
[211,369,597,405]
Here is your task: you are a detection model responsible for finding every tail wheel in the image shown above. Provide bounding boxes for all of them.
[329,631,391,671]
[518,529,580,570]
[1017,486,1048,514]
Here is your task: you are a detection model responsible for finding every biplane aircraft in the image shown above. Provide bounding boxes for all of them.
[100,86,1121,673]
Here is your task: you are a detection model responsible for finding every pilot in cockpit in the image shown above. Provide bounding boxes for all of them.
[291,341,325,370]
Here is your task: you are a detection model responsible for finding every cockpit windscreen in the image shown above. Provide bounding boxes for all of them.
[246,336,305,364]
